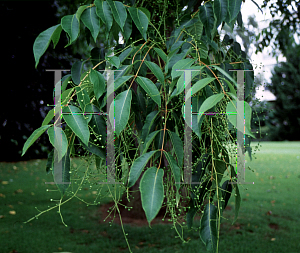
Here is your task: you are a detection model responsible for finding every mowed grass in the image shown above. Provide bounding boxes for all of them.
[0,141,299,253]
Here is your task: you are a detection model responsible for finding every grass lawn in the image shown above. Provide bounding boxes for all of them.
[0,141,299,253]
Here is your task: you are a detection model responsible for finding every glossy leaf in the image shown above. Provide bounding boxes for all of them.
[95,0,113,32]
[141,111,159,142]
[140,167,164,225]
[197,94,224,123]
[33,24,62,68]
[198,2,216,40]
[200,203,218,252]
[186,19,203,40]
[47,126,68,162]
[75,5,88,21]
[119,47,133,63]
[144,61,164,84]
[154,47,167,63]
[61,88,75,106]
[21,125,51,156]
[106,0,127,31]
[61,14,80,46]
[221,180,233,211]
[114,75,133,91]
[90,69,106,100]
[127,150,157,188]
[136,76,161,107]
[228,0,243,22]
[42,108,55,126]
[123,14,132,41]
[128,7,148,40]
[74,86,93,123]
[226,100,255,138]
[163,151,181,190]
[171,58,195,80]
[53,147,71,196]
[112,89,132,136]
[71,61,83,85]
[88,104,106,147]
[81,6,101,43]
[142,130,160,154]
[214,0,228,28]
[107,55,120,68]
[78,138,106,159]
[62,105,90,146]
[167,130,183,168]
[185,77,216,102]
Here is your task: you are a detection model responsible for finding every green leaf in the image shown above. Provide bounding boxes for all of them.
[107,55,120,68]
[136,76,161,108]
[95,0,113,32]
[128,7,148,40]
[119,47,133,63]
[141,111,160,142]
[81,6,101,43]
[228,0,243,22]
[78,138,106,159]
[140,167,164,225]
[42,108,55,126]
[123,14,132,41]
[112,89,132,136]
[33,24,62,68]
[62,105,90,146]
[61,14,80,46]
[88,104,106,147]
[167,130,183,168]
[142,130,160,154]
[138,7,151,20]
[127,150,157,188]
[61,88,75,106]
[186,19,203,40]
[53,147,71,196]
[232,184,241,224]
[200,203,218,252]
[163,151,181,190]
[21,125,51,156]
[198,2,216,40]
[221,180,233,211]
[144,61,164,84]
[114,75,133,91]
[197,94,225,123]
[226,100,255,137]
[71,61,83,85]
[171,58,195,80]
[75,5,88,21]
[90,69,106,100]
[74,86,93,123]
[47,126,68,162]
[153,47,167,63]
[185,77,216,102]
[214,0,228,28]
[106,0,127,31]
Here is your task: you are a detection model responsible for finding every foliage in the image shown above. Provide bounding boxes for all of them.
[265,44,300,141]
[255,0,300,58]
[21,0,260,252]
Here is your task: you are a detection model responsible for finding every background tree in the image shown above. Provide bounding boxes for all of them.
[255,0,300,58]
[265,44,300,141]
